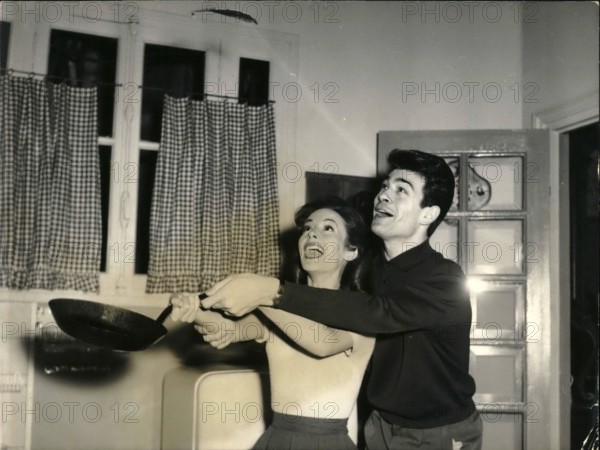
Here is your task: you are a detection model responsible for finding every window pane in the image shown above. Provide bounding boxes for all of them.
[480,410,523,450]
[445,157,460,211]
[430,219,458,262]
[1,21,10,70]
[47,30,117,137]
[239,57,270,106]
[141,44,205,142]
[477,290,516,332]
[470,283,524,342]
[467,156,523,210]
[98,146,112,272]
[470,347,523,403]
[135,150,158,274]
[467,220,523,274]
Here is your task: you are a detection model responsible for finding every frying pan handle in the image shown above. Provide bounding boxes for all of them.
[157,293,209,324]
[156,304,173,324]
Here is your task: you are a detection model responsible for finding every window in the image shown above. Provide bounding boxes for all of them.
[1,3,297,304]
[141,44,205,142]
[134,44,207,273]
[0,21,10,70]
[98,145,112,272]
[239,57,270,106]
[48,29,118,136]
[47,30,118,272]
[135,149,158,274]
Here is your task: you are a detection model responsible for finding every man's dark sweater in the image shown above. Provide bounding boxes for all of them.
[278,240,476,428]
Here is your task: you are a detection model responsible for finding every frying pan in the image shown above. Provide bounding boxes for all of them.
[49,294,207,352]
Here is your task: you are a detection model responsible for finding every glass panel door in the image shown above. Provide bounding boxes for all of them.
[377,129,556,450]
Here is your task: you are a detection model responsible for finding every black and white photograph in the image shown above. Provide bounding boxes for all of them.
[0,1,598,449]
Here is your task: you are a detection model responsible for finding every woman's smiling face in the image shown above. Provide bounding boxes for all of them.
[298,208,357,277]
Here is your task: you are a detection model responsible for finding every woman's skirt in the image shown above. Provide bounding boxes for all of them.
[252,411,356,450]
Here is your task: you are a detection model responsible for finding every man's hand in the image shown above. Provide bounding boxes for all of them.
[201,273,279,317]
[169,292,229,324]
[170,292,239,349]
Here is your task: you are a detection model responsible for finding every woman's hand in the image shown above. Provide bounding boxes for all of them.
[194,322,236,349]
[169,293,200,322]
[170,293,267,349]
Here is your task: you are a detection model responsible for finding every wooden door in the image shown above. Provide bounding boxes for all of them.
[378,130,564,450]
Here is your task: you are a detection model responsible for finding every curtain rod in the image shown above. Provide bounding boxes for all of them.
[0,68,275,104]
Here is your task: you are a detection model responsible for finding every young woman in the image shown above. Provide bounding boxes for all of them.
[170,198,375,449]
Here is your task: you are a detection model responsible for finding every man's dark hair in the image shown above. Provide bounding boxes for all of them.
[387,149,455,237]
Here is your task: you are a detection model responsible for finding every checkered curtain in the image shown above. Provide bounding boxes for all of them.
[0,75,101,292]
[146,97,280,293]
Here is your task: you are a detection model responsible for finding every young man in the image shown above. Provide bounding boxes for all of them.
[202,150,482,449]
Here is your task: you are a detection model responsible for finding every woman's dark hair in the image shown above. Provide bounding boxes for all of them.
[387,149,455,237]
[288,197,371,292]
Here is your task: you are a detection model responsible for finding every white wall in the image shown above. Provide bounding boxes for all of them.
[522,1,599,127]
[275,1,524,179]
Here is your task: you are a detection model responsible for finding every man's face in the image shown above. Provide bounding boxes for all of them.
[371,169,430,246]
